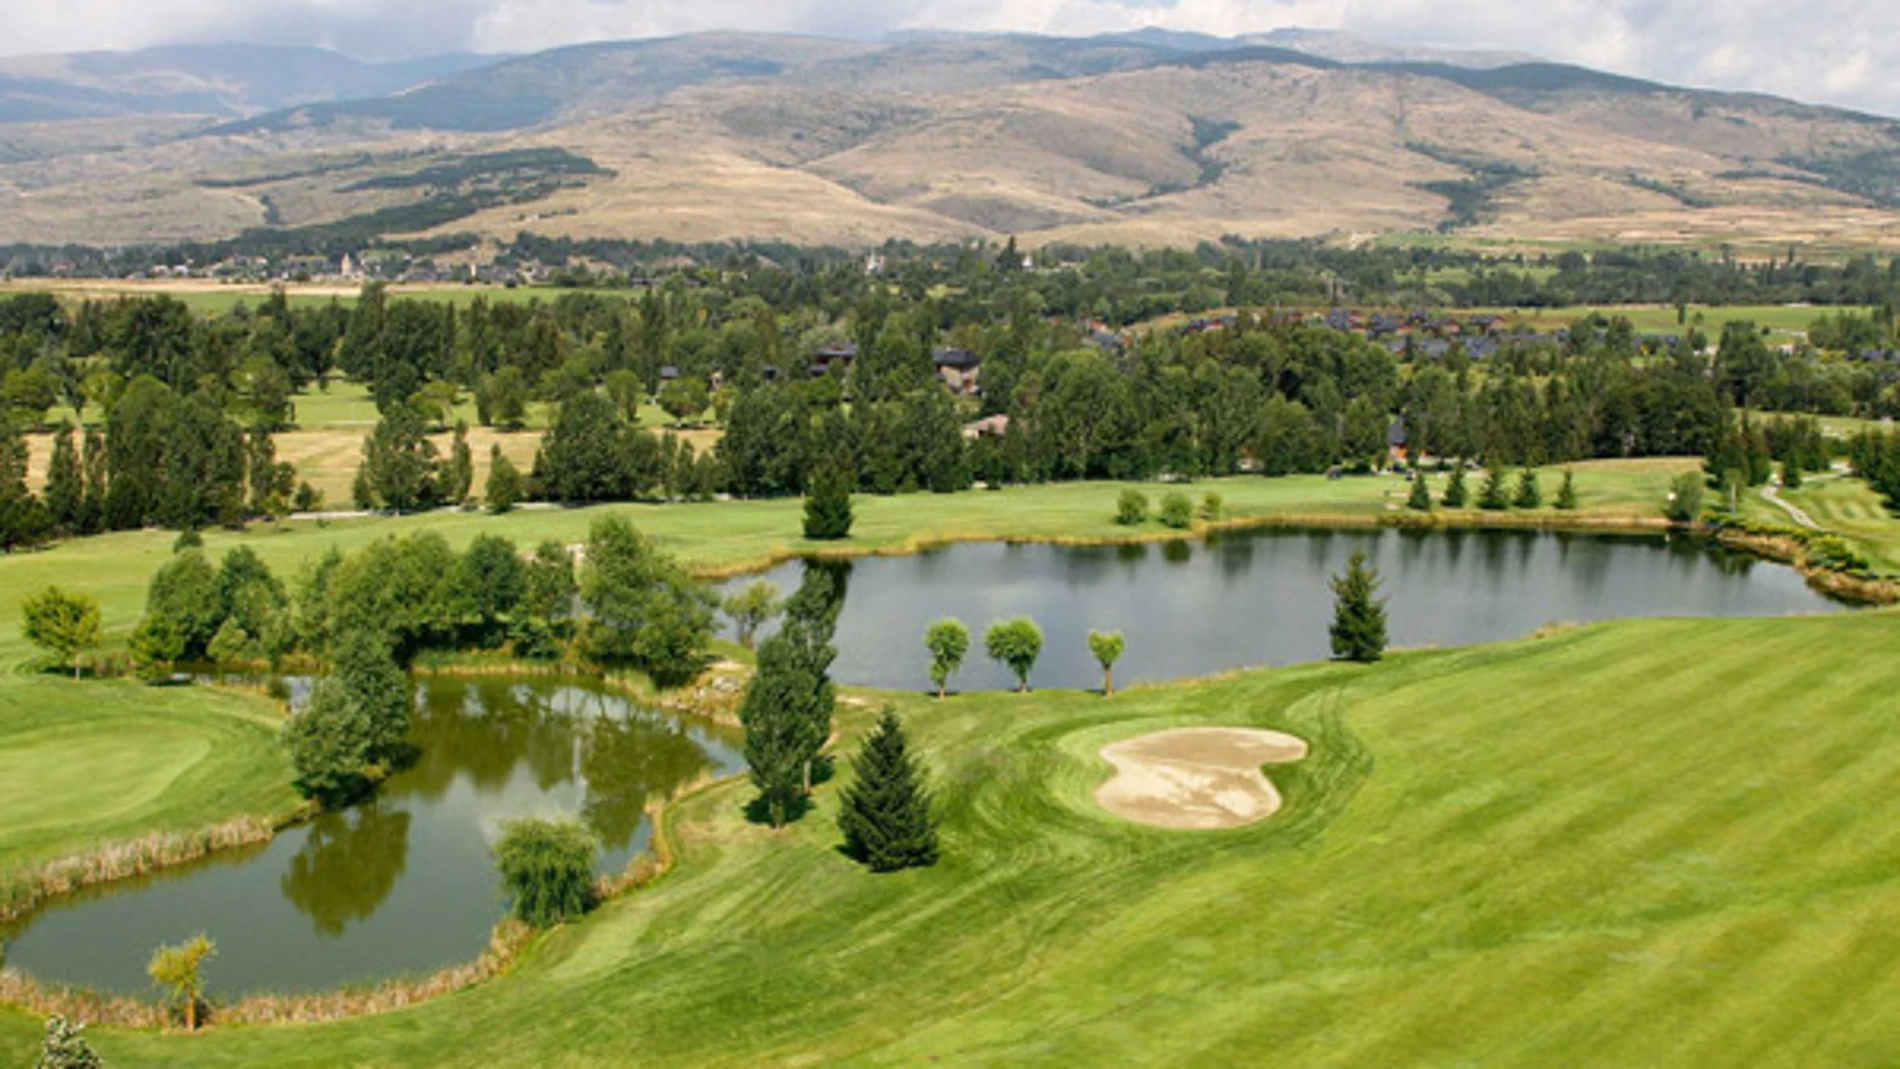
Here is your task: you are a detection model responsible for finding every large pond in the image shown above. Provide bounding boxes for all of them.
[727,528,1843,693]
[0,678,743,997]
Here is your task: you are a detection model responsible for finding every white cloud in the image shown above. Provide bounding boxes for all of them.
[3,0,1899,117]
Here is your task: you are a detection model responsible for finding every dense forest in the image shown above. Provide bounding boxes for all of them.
[0,242,1898,548]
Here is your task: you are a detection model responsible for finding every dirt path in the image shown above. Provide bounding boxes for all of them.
[1761,482,1822,530]
[1094,727,1307,831]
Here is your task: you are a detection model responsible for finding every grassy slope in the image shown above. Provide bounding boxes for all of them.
[0,683,299,877]
[1746,477,1900,574]
[5,611,1889,1066]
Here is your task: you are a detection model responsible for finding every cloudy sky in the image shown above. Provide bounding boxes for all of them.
[5,0,1898,116]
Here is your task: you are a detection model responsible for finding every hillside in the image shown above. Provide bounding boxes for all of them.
[2,30,1899,251]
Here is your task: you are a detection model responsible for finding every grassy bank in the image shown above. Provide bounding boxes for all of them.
[0,681,301,913]
[1,611,1892,1064]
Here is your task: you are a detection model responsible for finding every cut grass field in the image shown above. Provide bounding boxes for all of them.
[0,280,636,316]
[0,685,299,881]
[5,460,1898,1065]
[5,612,1899,1065]
[1743,476,1900,575]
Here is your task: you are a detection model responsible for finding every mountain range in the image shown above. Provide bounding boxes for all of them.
[2,29,1898,253]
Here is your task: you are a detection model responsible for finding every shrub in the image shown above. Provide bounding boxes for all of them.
[1115,488,1149,526]
[1406,474,1432,512]
[1201,491,1224,520]
[494,817,597,927]
[1158,491,1194,529]
[37,1015,103,1069]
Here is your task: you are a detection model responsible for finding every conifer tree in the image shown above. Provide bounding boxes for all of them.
[739,564,844,825]
[838,708,939,873]
[44,424,82,533]
[1442,463,1469,508]
[78,428,107,535]
[1782,458,1803,490]
[803,466,855,540]
[1406,473,1432,512]
[1514,468,1543,509]
[1556,469,1579,510]
[1477,467,1509,510]
[1328,550,1388,663]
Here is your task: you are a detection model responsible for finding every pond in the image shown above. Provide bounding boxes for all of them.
[0,677,743,998]
[727,528,1843,693]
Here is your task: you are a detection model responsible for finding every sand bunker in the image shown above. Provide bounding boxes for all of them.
[1095,727,1308,830]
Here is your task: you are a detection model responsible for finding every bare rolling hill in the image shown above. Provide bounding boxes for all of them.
[2,30,1898,251]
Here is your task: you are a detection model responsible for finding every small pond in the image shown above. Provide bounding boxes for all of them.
[726,527,1843,692]
[0,678,742,997]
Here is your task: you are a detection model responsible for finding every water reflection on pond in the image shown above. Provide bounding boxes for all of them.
[727,527,1842,692]
[0,677,742,997]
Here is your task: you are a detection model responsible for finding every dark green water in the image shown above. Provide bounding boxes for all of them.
[0,678,742,997]
[729,527,1843,692]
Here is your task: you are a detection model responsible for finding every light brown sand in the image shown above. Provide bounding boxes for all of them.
[1095,727,1308,830]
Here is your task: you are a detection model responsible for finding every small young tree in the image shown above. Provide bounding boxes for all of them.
[1115,488,1149,525]
[837,708,939,873]
[147,934,215,1031]
[1406,474,1433,512]
[21,586,102,679]
[1514,468,1543,509]
[1555,469,1579,510]
[924,618,970,699]
[494,817,597,927]
[1782,458,1804,490]
[1158,491,1194,529]
[1477,467,1509,510]
[803,467,854,540]
[36,1015,103,1069]
[722,581,782,650]
[1088,630,1126,697]
[486,446,524,514]
[1328,550,1388,664]
[1666,472,1705,523]
[1202,491,1224,520]
[1443,463,1469,508]
[984,617,1043,692]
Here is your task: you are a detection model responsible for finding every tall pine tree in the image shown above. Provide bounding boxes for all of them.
[738,562,845,826]
[44,423,82,532]
[838,708,939,873]
[1328,550,1389,663]
[803,466,854,540]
